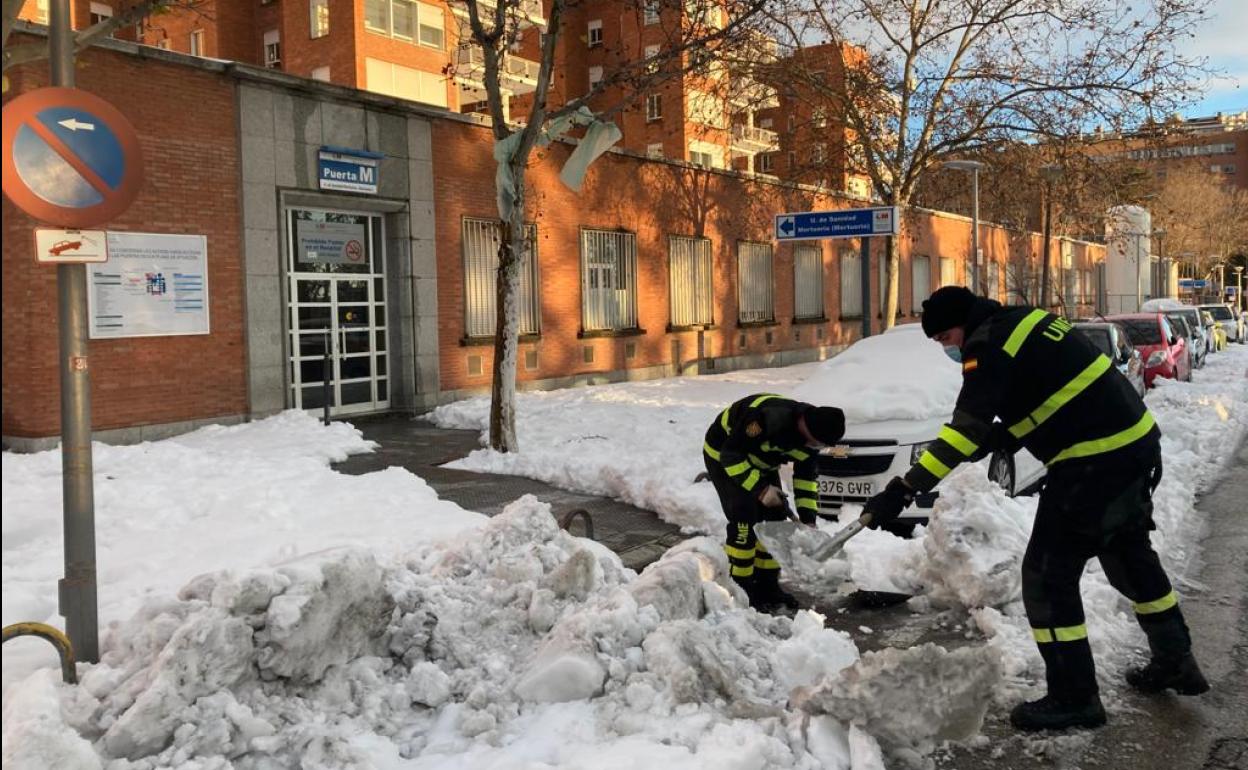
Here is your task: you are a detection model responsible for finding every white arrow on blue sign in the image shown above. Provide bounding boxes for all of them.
[775,206,898,241]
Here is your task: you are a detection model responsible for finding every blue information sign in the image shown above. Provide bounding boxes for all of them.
[775,206,898,241]
[1178,279,1208,289]
[318,146,383,195]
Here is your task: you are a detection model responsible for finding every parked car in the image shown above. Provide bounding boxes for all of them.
[1199,303,1245,344]
[1106,313,1191,387]
[1142,298,1214,361]
[1204,310,1228,351]
[789,324,1045,536]
[1166,313,1206,371]
[1073,321,1147,397]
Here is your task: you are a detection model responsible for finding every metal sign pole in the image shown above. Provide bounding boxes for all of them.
[51,0,100,664]
[859,236,871,339]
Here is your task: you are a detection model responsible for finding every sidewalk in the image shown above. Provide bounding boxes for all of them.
[332,414,688,572]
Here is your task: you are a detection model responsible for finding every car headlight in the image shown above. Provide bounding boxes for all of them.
[911,441,933,464]
[1145,350,1166,367]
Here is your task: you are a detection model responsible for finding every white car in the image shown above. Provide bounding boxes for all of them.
[1199,303,1246,344]
[790,324,1045,535]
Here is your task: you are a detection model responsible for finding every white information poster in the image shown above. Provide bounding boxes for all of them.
[88,232,210,338]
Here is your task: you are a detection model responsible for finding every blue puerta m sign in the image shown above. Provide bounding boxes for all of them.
[318,146,382,194]
[775,206,898,241]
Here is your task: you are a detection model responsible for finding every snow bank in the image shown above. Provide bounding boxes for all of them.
[790,324,962,422]
[5,496,889,768]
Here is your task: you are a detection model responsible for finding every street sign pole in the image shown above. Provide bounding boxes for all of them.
[859,236,871,339]
[51,0,99,664]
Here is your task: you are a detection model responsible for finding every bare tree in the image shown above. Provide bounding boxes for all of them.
[456,0,775,452]
[760,0,1212,326]
[1153,163,1248,278]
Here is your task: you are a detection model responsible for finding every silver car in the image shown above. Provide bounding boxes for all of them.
[1199,304,1246,344]
[1073,321,1148,397]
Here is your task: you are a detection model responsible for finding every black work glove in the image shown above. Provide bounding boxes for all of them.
[863,477,914,528]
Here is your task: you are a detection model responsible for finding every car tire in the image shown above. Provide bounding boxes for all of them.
[988,450,1016,497]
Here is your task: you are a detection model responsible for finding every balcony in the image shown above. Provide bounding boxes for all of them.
[452,44,541,96]
[447,0,547,30]
[727,76,779,111]
[730,123,779,154]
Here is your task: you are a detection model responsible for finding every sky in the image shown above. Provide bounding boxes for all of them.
[1183,0,1247,117]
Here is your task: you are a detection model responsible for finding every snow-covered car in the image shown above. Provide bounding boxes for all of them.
[1198,303,1245,345]
[1142,298,1211,365]
[1204,311,1228,351]
[1107,313,1191,387]
[789,324,1045,535]
[1073,321,1147,397]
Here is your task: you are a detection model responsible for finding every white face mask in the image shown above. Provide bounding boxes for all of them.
[943,345,963,363]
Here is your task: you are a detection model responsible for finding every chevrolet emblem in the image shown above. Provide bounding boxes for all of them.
[829,445,850,458]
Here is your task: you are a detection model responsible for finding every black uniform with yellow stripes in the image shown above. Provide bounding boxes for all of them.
[703,394,823,590]
[890,300,1192,701]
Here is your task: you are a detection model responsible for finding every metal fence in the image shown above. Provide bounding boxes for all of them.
[794,244,824,319]
[581,229,639,331]
[840,250,862,317]
[737,241,774,322]
[669,236,714,327]
[462,218,540,338]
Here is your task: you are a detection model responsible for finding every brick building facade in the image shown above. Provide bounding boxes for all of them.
[1,31,1105,447]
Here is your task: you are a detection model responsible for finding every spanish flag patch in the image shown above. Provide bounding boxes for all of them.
[962,359,979,373]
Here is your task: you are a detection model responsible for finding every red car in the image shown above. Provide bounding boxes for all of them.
[1106,313,1191,387]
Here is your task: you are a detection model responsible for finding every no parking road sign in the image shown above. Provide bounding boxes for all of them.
[2,87,144,228]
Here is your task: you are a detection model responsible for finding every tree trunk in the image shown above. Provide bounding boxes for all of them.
[883,234,900,329]
[487,170,527,452]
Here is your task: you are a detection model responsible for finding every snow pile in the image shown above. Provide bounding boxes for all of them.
[2,410,485,694]
[5,496,898,769]
[790,324,961,422]
[429,363,820,533]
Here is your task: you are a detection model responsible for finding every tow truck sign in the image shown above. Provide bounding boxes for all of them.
[35,228,108,263]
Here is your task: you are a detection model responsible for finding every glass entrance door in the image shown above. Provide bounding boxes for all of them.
[286,208,390,416]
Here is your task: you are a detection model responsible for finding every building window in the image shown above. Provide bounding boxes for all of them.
[644,44,660,74]
[986,262,1001,300]
[189,28,204,56]
[737,242,774,323]
[759,117,773,129]
[912,255,931,310]
[263,30,281,67]
[690,150,714,169]
[646,93,662,121]
[757,153,773,173]
[643,0,660,24]
[646,143,664,159]
[311,65,331,81]
[418,1,444,48]
[811,143,826,164]
[392,0,415,39]
[32,0,48,24]
[88,1,112,26]
[310,0,329,38]
[812,107,828,128]
[587,19,603,47]
[670,236,713,327]
[589,65,603,89]
[939,256,958,288]
[794,244,824,320]
[462,218,540,338]
[365,0,389,33]
[840,249,862,318]
[364,57,448,107]
[581,229,639,331]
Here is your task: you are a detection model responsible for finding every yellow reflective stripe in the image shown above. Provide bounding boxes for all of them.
[1010,355,1112,440]
[1134,590,1178,615]
[750,394,781,407]
[748,454,777,470]
[1049,412,1156,465]
[724,544,755,560]
[918,451,952,480]
[723,460,751,477]
[754,558,780,570]
[1032,625,1088,643]
[731,564,755,577]
[703,442,721,460]
[787,448,810,461]
[793,479,818,492]
[938,425,978,457]
[720,408,731,432]
[1003,309,1048,357]
[797,498,819,510]
[741,470,762,491]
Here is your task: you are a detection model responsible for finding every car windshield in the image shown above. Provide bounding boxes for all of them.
[1166,314,1191,336]
[1118,318,1162,345]
[1076,327,1113,357]
[1204,306,1233,320]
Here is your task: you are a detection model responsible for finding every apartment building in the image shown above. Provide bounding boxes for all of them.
[1086,109,1248,191]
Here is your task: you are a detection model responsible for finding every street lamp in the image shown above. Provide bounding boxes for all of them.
[944,160,986,294]
[1152,228,1166,300]
[1040,164,1062,308]
[1235,266,1245,312]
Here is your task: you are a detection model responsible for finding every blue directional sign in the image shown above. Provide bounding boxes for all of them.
[318,146,383,195]
[2,87,144,228]
[775,206,898,241]
[1178,279,1208,289]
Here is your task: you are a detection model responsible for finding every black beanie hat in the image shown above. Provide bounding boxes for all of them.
[921,285,977,337]
[803,406,845,445]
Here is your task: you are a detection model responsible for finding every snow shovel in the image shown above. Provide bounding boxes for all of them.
[755,513,872,564]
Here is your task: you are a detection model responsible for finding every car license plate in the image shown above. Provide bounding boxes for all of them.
[818,478,875,497]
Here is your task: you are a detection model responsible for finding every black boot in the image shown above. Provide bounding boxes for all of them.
[1009,692,1107,732]
[749,571,800,614]
[1126,653,1210,695]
